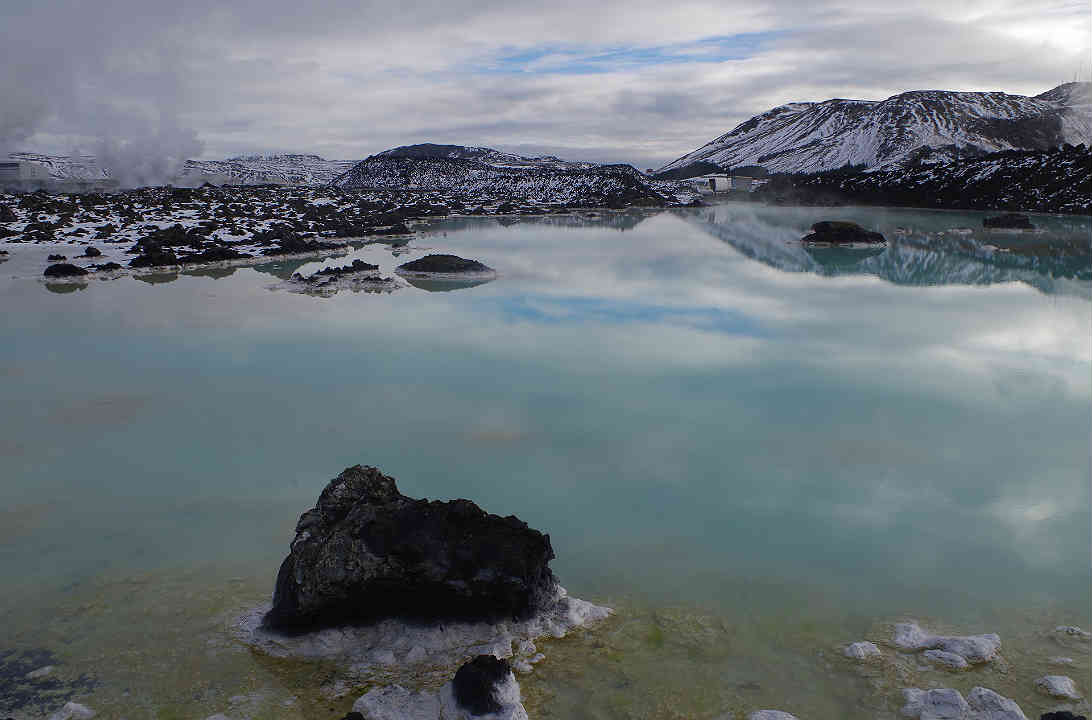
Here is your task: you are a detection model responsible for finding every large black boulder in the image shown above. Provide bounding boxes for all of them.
[983,212,1034,229]
[43,263,88,278]
[802,221,885,244]
[264,465,557,631]
[453,655,511,715]
[1041,713,1087,720]
[396,254,493,274]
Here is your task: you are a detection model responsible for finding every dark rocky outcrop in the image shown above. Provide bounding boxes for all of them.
[801,221,886,244]
[83,246,101,257]
[47,254,67,261]
[43,263,88,278]
[129,247,178,268]
[396,254,493,274]
[983,212,1034,229]
[453,655,511,715]
[1041,713,1087,720]
[310,259,379,276]
[264,465,557,632]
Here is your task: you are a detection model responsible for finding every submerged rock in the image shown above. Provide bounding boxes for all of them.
[983,213,1033,229]
[46,702,96,720]
[844,641,882,662]
[264,465,559,631]
[43,263,88,278]
[923,649,970,671]
[894,621,1001,665]
[396,254,494,275]
[747,712,801,720]
[901,686,1027,720]
[47,254,67,261]
[83,246,101,257]
[801,220,885,244]
[1036,675,1082,700]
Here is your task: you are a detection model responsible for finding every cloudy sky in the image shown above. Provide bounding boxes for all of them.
[2,0,1089,170]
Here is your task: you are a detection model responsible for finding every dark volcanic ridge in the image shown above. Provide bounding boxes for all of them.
[754,144,1092,215]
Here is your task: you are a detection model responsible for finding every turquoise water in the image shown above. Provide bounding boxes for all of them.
[1,204,1089,718]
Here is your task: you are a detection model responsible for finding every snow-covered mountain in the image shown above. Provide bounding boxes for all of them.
[657,82,1092,177]
[332,146,676,207]
[6,152,354,186]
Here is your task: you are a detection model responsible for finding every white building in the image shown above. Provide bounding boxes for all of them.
[0,161,51,185]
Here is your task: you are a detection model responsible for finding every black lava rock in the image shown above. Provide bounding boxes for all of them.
[43,263,88,278]
[453,655,511,715]
[801,220,885,244]
[94,262,123,271]
[264,465,557,631]
[312,259,379,276]
[983,213,1034,229]
[47,254,67,261]
[83,246,102,257]
[396,254,493,274]
[338,713,365,720]
[130,247,178,268]
[1041,713,1088,720]
[178,246,251,264]
[0,205,17,222]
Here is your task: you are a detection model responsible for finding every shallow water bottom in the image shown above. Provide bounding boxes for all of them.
[2,565,1088,720]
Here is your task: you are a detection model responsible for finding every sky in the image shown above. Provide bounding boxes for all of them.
[1,0,1090,172]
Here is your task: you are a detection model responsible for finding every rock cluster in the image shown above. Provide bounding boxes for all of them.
[264,465,558,631]
[894,621,1001,666]
[901,687,1026,720]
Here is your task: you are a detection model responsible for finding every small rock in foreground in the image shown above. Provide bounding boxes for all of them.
[84,246,101,257]
[453,655,511,715]
[47,702,96,720]
[843,641,882,662]
[1036,675,1082,700]
[747,711,800,720]
[352,666,528,720]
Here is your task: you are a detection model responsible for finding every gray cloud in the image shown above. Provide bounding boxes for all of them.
[2,0,1089,172]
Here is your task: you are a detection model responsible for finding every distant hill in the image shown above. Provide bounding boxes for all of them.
[374,143,600,171]
[6,152,354,186]
[656,82,1092,178]
[332,144,674,207]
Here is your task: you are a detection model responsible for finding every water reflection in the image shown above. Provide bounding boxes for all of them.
[683,203,1092,296]
[402,275,495,292]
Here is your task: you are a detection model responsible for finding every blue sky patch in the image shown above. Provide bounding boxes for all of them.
[476,32,783,75]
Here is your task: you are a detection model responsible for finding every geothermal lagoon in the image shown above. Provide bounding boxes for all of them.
[1,203,1089,719]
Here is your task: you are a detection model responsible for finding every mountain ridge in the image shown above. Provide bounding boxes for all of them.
[656,82,1092,178]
